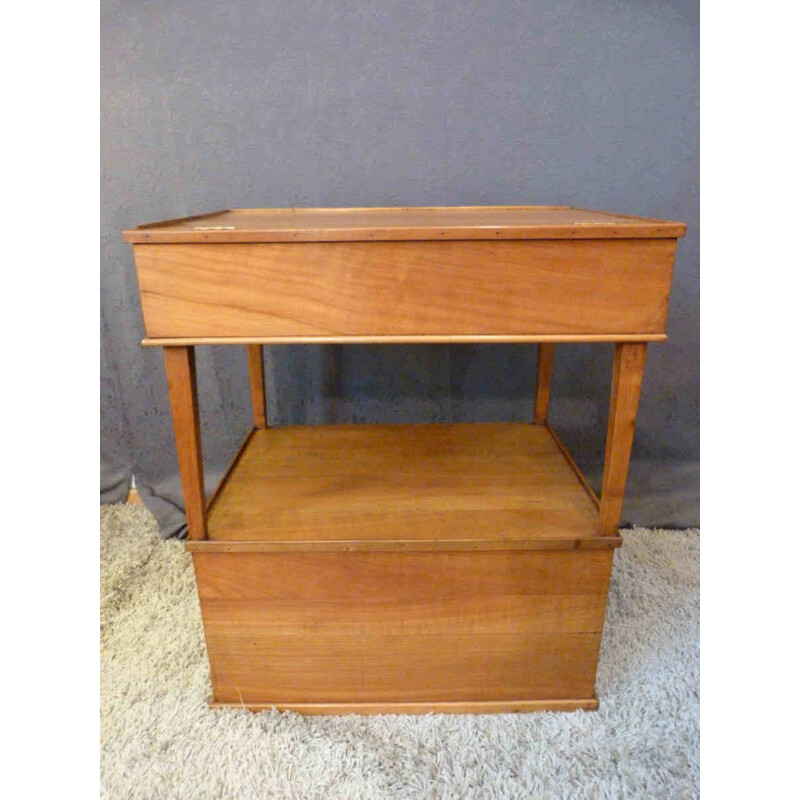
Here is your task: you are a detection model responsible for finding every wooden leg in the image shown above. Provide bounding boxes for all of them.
[599,343,647,536]
[163,346,207,540]
[247,344,268,429]
[533,343,555,424]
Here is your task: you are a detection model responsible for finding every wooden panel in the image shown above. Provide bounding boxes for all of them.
[193,549,612,704]
[200,595,605,636]
[123,205,687,243]
[202,423,601,547]
[206,632,601,703]
[193,550,615,600]
[599,343,648,535]
[163,346,207,540]
[246,344,267,429]
[546,423,601,510]
[534,343,555,423]
[134,239,676,338]
[205,427,256,511]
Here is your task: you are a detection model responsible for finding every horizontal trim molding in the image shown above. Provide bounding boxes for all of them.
[144,333,667,346]
[185,537,623,553]
[208,696,600,714]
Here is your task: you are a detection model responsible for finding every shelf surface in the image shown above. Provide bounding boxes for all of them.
[201,423,610,551]
[124,205,686,243]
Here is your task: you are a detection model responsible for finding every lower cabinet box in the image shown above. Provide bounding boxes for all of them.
[192,548,614,714]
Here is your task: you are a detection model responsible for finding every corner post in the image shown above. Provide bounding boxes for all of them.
[247,344,268,429]
[163,346,207,540]
[599,342,647,536]
[533,343,555,424]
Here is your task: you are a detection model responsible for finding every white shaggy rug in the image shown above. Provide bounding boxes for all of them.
[100,504,699,799]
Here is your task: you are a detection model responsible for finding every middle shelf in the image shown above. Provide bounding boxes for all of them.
[187,422,616,552]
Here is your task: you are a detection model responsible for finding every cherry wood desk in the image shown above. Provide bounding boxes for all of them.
[125,206,685,714]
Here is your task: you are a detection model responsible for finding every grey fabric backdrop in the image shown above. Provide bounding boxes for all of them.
[101,0,699,537]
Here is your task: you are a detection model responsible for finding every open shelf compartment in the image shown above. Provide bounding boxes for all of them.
[188,422,618,552]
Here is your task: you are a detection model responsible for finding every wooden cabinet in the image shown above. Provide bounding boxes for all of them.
[125,205,685,714]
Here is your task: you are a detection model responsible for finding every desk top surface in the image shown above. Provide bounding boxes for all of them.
[124,206,686,244]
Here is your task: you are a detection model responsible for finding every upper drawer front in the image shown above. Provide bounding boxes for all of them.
[134,239,676,338]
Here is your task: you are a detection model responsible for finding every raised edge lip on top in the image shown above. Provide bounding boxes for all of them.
[122,206,687,243]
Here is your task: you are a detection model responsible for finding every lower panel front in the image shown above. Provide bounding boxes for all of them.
[192,549,613,708]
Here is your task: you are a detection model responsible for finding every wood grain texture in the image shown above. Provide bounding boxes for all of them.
[534,343,555,424]
[193,549,612,704]
[599,343,648,535]
[134,239,677,338]
[193,550,615,600]
[202,423,602,548]
[163,346,207,540]
[204,427,256,512]
[123,205,686,243]
[143,333,667,346]
[185,536,621,553]
[246,344,267,428]
[545,423,601,510]
[208,698,599,714]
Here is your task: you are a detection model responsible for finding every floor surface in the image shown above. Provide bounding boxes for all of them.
[100,504,699,799]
